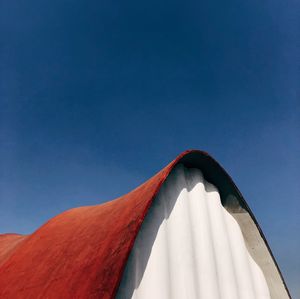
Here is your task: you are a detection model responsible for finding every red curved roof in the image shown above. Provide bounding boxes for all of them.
[0,150,194,298]
[0,150,289,298]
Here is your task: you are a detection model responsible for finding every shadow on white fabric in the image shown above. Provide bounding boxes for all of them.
[117,164,270,299]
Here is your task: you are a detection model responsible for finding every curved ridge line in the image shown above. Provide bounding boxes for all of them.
[113,149,291,299]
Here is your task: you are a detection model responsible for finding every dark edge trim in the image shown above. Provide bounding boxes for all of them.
[113,149,291,299]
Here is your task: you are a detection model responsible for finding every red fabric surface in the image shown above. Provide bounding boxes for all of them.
[0,150,198,299]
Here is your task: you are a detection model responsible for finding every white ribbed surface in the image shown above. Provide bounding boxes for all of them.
[117,165,270,299]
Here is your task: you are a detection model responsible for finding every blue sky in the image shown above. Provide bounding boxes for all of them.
[1,0,299,296]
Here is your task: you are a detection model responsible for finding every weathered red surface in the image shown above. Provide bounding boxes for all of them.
[0,150,197,299]
[0,234,28,267]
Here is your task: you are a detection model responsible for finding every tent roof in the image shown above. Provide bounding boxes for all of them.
[0,150,290,299]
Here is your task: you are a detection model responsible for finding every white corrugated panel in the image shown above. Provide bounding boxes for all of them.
[117,165,271,299]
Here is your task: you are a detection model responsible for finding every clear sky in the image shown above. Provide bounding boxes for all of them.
[1,0,299,297]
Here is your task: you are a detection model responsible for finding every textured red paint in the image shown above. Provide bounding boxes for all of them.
[0,234,28,267]
[0,150,195,299]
